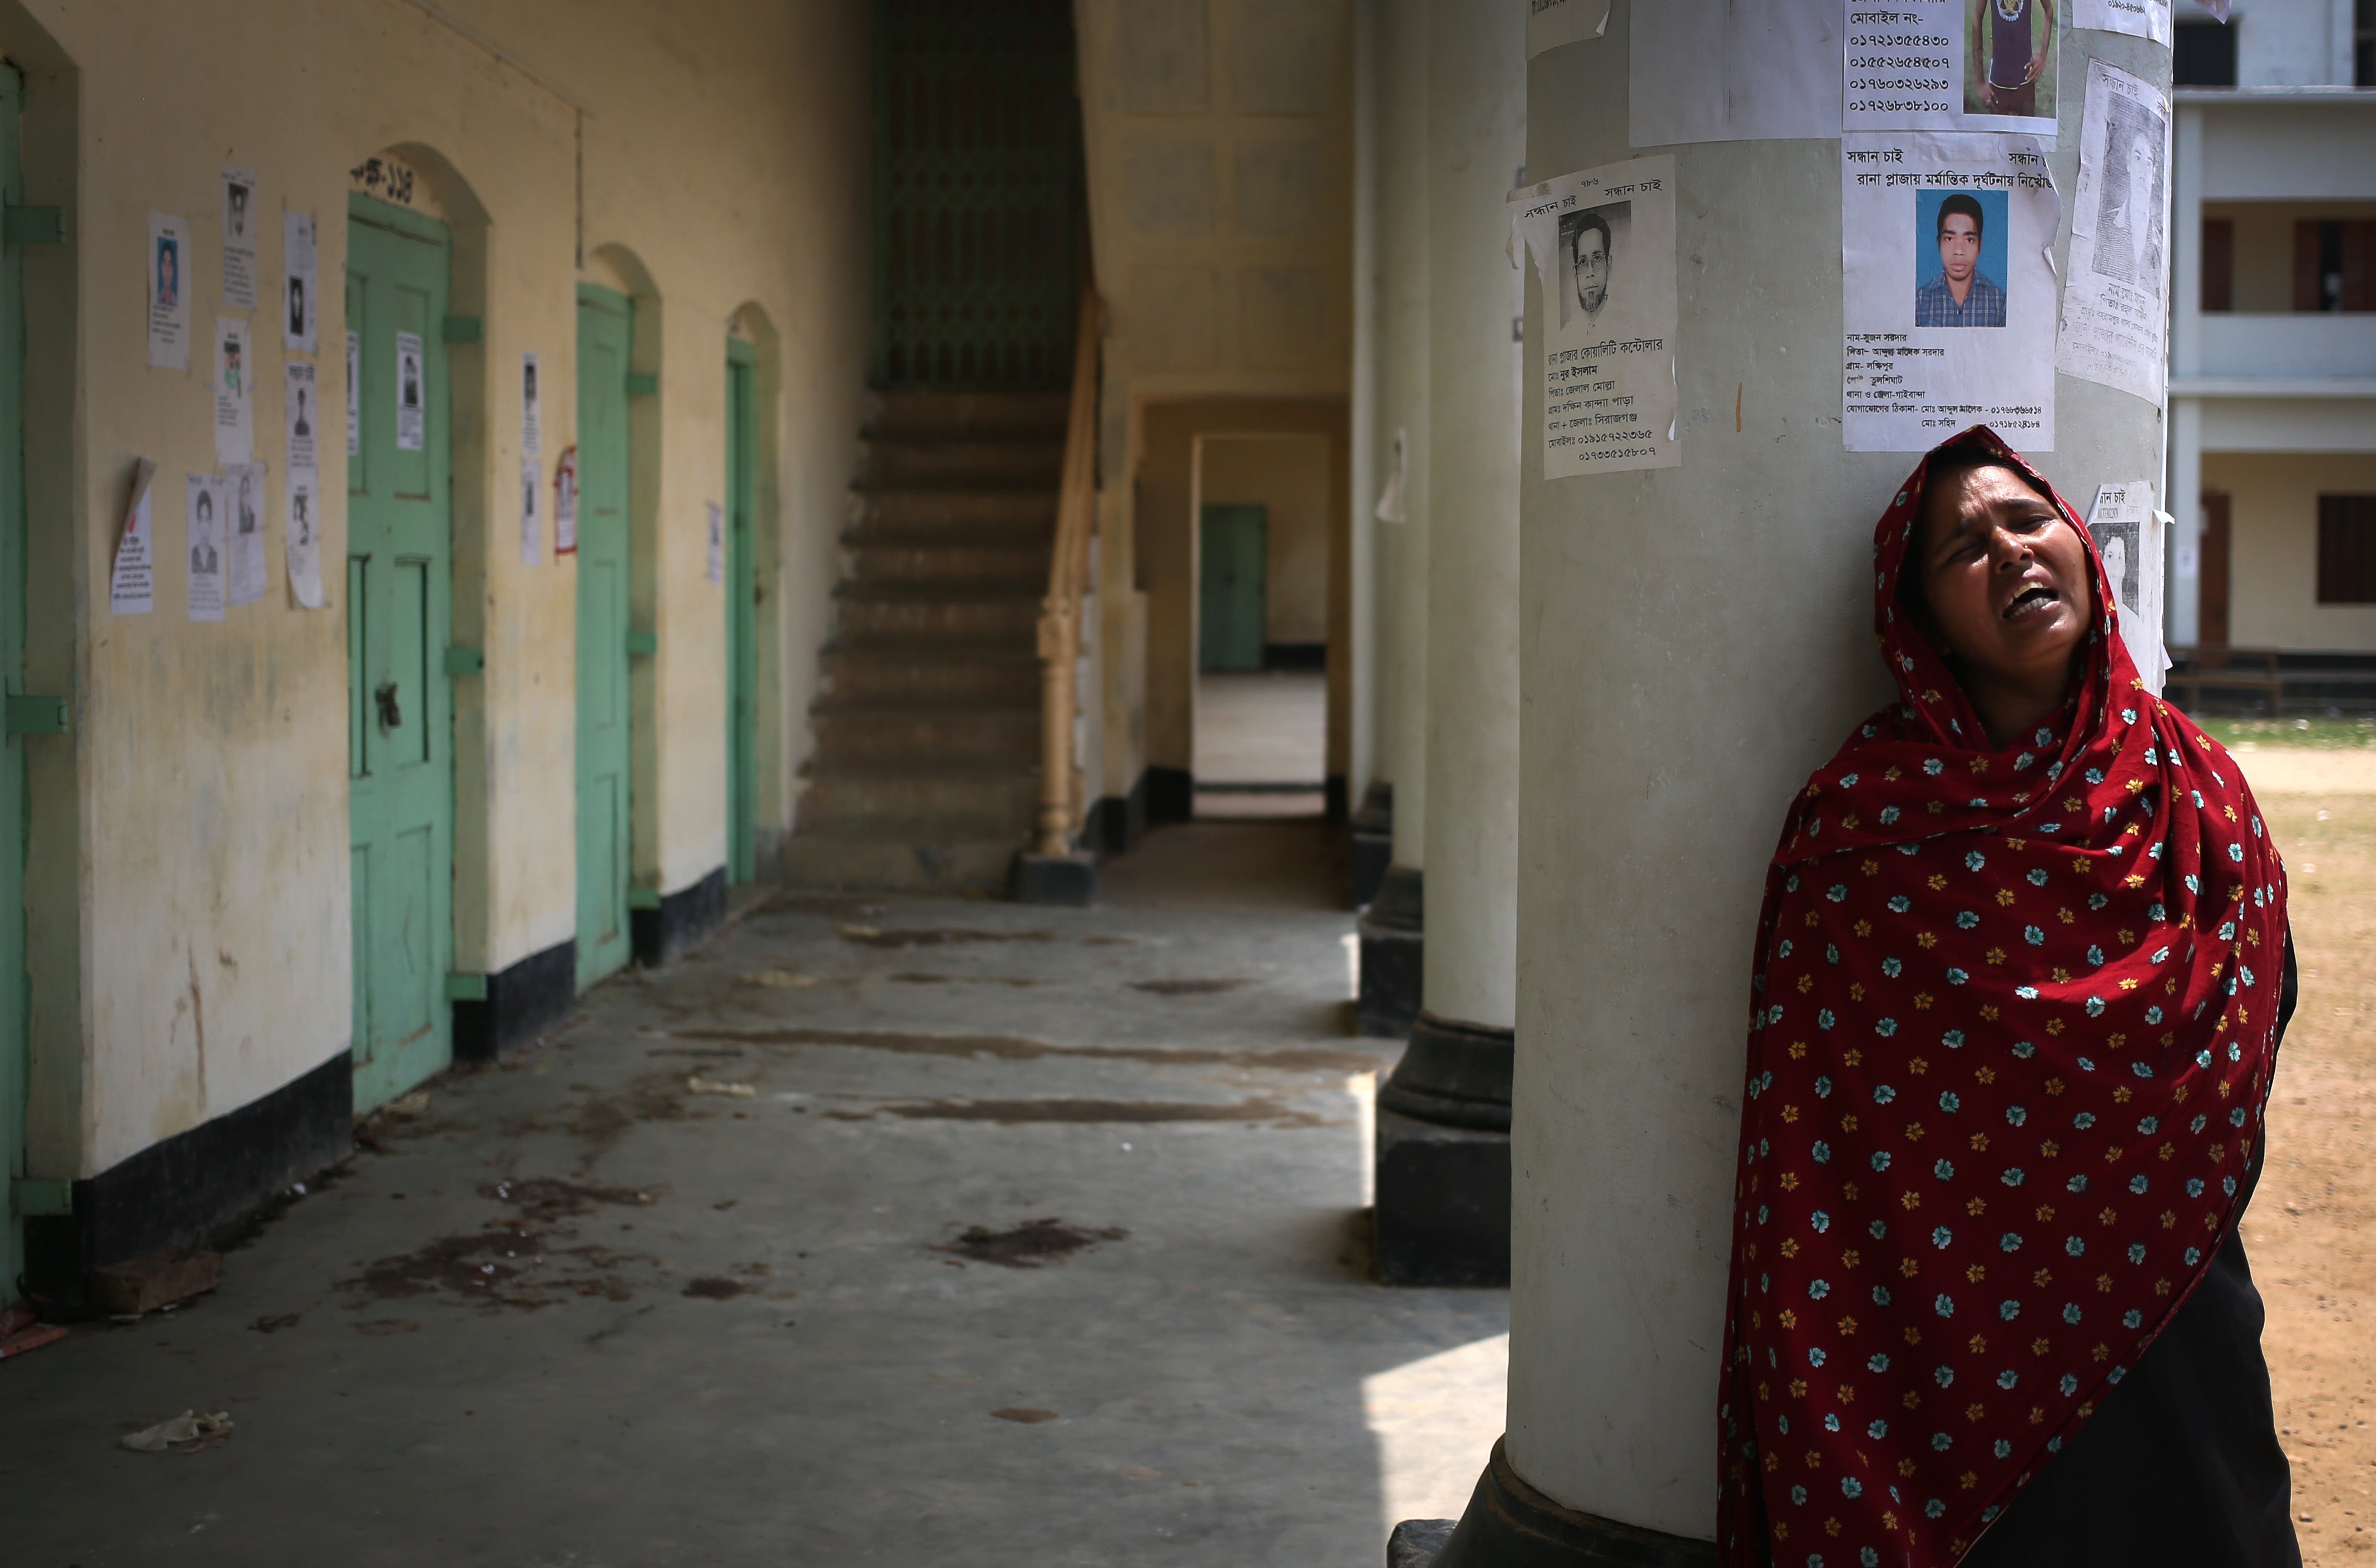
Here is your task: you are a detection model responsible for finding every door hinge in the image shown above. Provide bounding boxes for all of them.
[4,204,62,245]
[440,315,482,344]
[4,695,69,735]
[10,1178,72,1218]
[628,887,662,911]
[443,646,484,676]
[625,630,659,656]
[445,972,489,1003]
[625,372,659,397]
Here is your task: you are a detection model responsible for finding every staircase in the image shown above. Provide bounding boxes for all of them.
[784,390,1068,892]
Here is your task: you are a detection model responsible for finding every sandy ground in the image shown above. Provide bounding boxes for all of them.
[2235,745,2376,1562]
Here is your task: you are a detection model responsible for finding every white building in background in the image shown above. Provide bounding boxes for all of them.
[2167,1,2376,658]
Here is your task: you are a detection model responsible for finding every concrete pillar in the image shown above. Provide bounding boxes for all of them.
[1372,0,1524,1284]
[1412,11,2175,1559]
[1357,0,1431,1036]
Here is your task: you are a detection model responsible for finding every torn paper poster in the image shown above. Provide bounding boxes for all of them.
[1529,0,1609,57]
[186,473,227,623]
[1512,156,1680,477]
[345,331,361,456]
[284,360,318,473]
[214,316,254,465]
[2071,0,2170,46]
[521,350,542,459]
[555,446,578,554]
[2056,61,2170,405]
[220,166,260,312]
[146,212,192,370]
[226,461,268,607]
[395,329,424,451]
[110,459,157,616]
[1844,0,2060,136]
[1841,133,2057,452]
[1374,428,1408,523]
[283,210,317,354]
[2084,480,2165,691]
[707,500,726,584]
[286,468,325,609]
[1630,0,1842,146]
[519,455,541,566]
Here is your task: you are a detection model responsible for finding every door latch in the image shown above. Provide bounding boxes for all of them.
[374,681,402,731]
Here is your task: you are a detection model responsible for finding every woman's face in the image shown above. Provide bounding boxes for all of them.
[1913,462,2091,687]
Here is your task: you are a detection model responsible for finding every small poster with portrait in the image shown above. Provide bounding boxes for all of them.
[214,316,254,465]
[520,455,541,566]
[2056,61,2171,405]
[1511,155,1680,478]
[555,446,578,555]
[284,210,318,354]
[220,166,260,312]
[2083,480,2165,690]
[284,361,318,474]
[394,329,425,451]
[226,460,268,607]
[286,470,326,609]
[1844,0,2059,136]
[1841,132,2058,452]
[147,212,192,370]
[186,473,227,623]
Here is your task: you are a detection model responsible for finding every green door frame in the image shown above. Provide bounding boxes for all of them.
[725,338,757,885]
[346,192,456,1114]
[0,66,31,1292]
[575,284,634,985]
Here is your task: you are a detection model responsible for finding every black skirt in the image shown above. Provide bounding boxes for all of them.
[1958,940,2301,1568]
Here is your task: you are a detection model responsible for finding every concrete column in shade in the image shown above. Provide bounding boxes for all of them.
[1370,0,1523,1288]
[1357,0,1432,1036]
[1408,11,2175,1560]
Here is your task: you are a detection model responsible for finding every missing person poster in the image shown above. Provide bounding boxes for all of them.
[147,212,192,370]
[2071,0,2171,46]
[227,460,268,607]
[520,455,541,565]
[286,471,326,609]
[2083,480,2165,689]
[346,331,361,456]
[1512,155,1680,478]
[284,211,318,355]
[214,316,254,465]
[186,473,226,623]
[111,459,157,616]
[1845,0,2060,135]
[2056,61,2170,404]
[1529,0,1609,57]
[394,329,425,451]
[221,166,260,312]
[1841,133,2057,452]
[521,351,542,459]
[707,501,725,585]
[284,361,319,473]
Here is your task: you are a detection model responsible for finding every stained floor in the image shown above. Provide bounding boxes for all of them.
[2,818,1507,1566]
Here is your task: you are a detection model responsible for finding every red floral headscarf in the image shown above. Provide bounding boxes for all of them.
[1716,427,2289,1567]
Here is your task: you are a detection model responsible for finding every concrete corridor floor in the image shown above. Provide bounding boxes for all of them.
[5,820,1508,1566]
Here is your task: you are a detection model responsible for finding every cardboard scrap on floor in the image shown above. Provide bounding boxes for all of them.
[1,1302,68,1360]
[90,1247,221,1317]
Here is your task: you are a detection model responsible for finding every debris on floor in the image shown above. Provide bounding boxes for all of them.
[681,1276,745,1299]
[1128,977,1251,996]
[686,1076,756,1098]
[939,1218,1127,1269]
[1,1303,67,1361]
[247,1313,301,1333]
[88,1247,221,1317]
[385,1091,432,1117]
[989,1407,1059,1423]
[120,1410,234,1453]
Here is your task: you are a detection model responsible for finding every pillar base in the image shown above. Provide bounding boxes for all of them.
[1012,850,1096,906]
[1374,1105,1508,1284]
[1350,781,1393,908]
[1379,1010,1512,1129]
[1357,863,1423,1037]
[1395,1439,1716,1567]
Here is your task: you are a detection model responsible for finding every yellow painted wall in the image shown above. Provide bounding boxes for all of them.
[1197,434,1330,644]
[2207,451,2376,651]
[10,0,868,1179]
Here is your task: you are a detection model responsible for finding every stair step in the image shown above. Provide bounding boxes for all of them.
[835,587,1040,643]
[781,831,1022,895]
[811,704,1041,766]
[796,764,1041,834]
[850,488,1059,531]
[857,439,1063,489]
[844,542,1050,591]
[821,647,1043,705]
[863,388,1070,440]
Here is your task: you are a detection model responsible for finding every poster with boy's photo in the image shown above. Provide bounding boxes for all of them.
[2056,60,2171,403]
[221,165,260,311]
[1913,189,2009,328]
[1967,0,2058,122]
[1844,0,2056,135]
[147,212,191,370]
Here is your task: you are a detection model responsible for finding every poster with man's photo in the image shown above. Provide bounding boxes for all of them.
[2083,479,2165,690]
[147,212,191,370]
[1841,133,2057,452]
[186,473,226,623]
[221,166,260,312]
[1511,155,1679,478]
[1844,0,2058,136]
[284,211,318,355]
[395,329,425,451]
[2056,61,2170,404]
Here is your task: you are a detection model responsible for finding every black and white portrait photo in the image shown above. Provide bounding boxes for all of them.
[191,488,219,573]
[2090,92,2166,294]
[1557,200,1629,331]
[288,276,308,340]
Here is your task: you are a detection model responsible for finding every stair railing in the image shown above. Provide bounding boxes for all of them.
[1034,287,1103,858]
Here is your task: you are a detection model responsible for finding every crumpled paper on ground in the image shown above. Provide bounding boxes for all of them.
[121,1409,234,1452]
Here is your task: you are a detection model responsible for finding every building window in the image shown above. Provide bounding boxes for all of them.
[2360,0,2376,86]
[2295,221,2376,312]
[2175,21,2238,86]
[2317,495,2376,604]
[2202,219,2234,311]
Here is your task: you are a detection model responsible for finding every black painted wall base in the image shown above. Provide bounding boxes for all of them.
[22,1051,353,1314]
[1399,1439,1717,1567]
[1089,770,1150,857]
[453,937,577,1065]
[1147,765,1194,825]
[1325,772,1348,822]
[1014,848,1096,906]
[1358,864,1423,1038]
[1264,641,1326,671]
[1374,1106,1508,1285]
[632,866,727,970]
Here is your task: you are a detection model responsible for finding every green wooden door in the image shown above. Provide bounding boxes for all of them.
[575,286,632,984]
[725,344,756,885]
[1199,504,1267,673]
[0,67,31,1292]
[347,195,454,1113]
